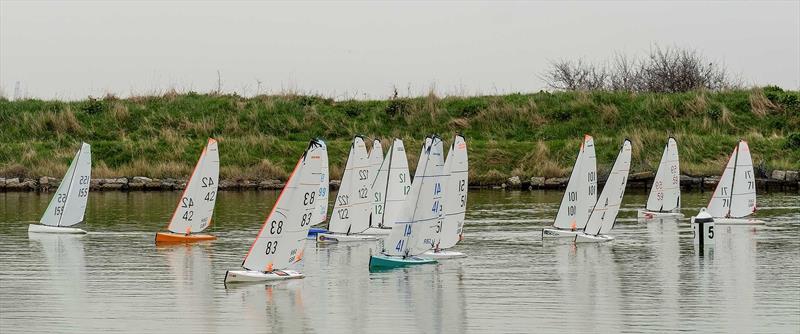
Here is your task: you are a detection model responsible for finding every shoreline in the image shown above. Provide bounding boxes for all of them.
[2,170,797,193]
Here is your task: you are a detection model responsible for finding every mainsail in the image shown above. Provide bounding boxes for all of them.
[167,139,220,234]
[645,137,680,212]
[40,143,91,227]
[241,139,324,272]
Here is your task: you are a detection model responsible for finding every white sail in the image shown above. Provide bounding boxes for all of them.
[241,140,324,272]
[41,143,91,227]
[316,140,330,224]
[328,136,372,234]
[646,137,680,212]
[707,144,738,218]
[367,139,384,184]
[577,135,597,228]
[384,136,445,257]
[729,141,756,217]
[437,135,468,250]
[709,140,757,218]
[370,138,412,228]
[553,135,596,230]
[167,138,220,234]
[583,140,632,235]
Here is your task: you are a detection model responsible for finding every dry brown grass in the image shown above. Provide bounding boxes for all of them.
[599,104,619,124]
[749,89,778,117]
[513,140,568,178]
[0,163,30,178]
[719,106,733,126]
[685,93,708,116]
[448,117,469,130]
[37,109,82,136]
[111,101,130,123]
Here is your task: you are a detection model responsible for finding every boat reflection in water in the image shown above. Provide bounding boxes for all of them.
[156,243,216,332]
[26,233,89,330]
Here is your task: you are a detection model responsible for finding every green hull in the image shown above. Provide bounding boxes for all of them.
[369,254,437,270]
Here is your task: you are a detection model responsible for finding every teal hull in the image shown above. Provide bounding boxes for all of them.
[369,254,437,270]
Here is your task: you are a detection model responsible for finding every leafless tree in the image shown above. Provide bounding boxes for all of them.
[542,59,608,91]
[542,46,741,93]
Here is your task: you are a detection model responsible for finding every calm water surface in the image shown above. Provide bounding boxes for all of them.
[0,190,798,333]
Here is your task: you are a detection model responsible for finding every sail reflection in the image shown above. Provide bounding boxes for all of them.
[27,233,89,331]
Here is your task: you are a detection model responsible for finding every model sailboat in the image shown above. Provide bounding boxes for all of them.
[575,139,632,243]
[225,139,325,283]
[424,134,468,259]
[542,135,597,238]
[638,137,682,220]
[30,143,92,234]
[155,139,220,243]
[703,140,763,225]
[369,135,444,269]
[317,136,378,242]
[363,138,412,235]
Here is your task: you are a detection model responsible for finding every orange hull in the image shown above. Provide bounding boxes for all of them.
[155,232,217,243]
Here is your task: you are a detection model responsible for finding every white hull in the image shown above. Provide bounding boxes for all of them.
[316,233,379,243]
[362,227,392,235]
[713,217,766,225]
[574,233,615,243]
[637,209,684,220]
[28,224,87,234]
[224,269,304,283]
[542,228,583,238]
[422,249,467,259]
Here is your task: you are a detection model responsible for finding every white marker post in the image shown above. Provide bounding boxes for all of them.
[692,208,715,248]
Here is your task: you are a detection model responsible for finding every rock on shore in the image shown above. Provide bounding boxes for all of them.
[0,170,798,192]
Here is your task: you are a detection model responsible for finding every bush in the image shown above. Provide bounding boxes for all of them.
[542,45,741,93]
[81,97,105,114]
[385,98,410,118]
[785,133,800,149]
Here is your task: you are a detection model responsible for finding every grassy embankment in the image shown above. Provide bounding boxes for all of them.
[0,87,798,185]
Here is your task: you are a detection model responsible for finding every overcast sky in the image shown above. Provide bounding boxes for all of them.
[1,0,798,100]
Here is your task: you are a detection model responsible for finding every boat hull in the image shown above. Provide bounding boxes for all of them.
[574,233,615,243]
[542,228,582,238]
[361,227,392,235]
[155,232,216,243]
[316,233,379,243]
[369,254,437,269]
[306,227,328,238]
[422,249,467,259]
[713,217,766,225]
[28,224,86,234]
[637,209,684,220]
[224,269,304,283]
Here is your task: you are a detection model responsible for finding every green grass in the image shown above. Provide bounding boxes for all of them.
[0,87,798,184]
